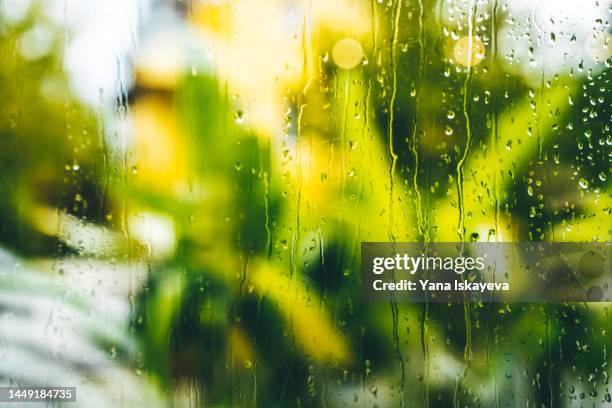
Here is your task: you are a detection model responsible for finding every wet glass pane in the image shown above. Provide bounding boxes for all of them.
[0,0,610,406]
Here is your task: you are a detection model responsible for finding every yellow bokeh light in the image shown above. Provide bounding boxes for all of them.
[332,37,364,70]
[453,36,486,67]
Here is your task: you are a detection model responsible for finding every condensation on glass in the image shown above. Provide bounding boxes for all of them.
[0,0,609,406]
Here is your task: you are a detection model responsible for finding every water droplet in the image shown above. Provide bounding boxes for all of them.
[235,110,244,125]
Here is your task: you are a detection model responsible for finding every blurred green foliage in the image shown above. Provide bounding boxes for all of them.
[0,0,610,407]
